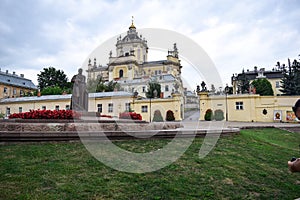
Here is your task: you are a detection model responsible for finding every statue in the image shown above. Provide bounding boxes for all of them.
[200,81,207,92]
[71,68,88,112]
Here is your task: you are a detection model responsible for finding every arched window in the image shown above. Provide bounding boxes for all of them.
[119,69,124,78]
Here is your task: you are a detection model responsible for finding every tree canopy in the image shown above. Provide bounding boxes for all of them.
[280,58,300,95]
[146,81,161,98]
[237,69,250,94]
[37,67,69,91]
[87,76,120,93]
[251,78,274,96]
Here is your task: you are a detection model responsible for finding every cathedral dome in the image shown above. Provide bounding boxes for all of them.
[129,22,136,30]
[117,21,146,44]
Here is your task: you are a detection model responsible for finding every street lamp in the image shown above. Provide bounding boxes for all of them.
[150,89,158,122]
[224,84,229,121]
[132,91,138,112]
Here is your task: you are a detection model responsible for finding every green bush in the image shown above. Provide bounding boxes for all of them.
[41,86,63,95]
[214,109,224,121]
[204,109,213,121]
[0,113,5,119]
[153,110,163,122]
[166,110,175,121]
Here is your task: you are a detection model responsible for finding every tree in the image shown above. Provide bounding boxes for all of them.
[280,58,300,95]
[106,81,120,92]
[153,110,163,122]
[251,78,274,96]
[166,110,175,121]
[237,69,250,94]
[204,109,213,121]
[41,86,64,95]
[214,109,224,121]
[146,81,161,98]
[37,67,69,91]
[87,76,120,93]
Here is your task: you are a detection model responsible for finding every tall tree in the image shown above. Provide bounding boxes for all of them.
[251,78,274,96]
[146,81,161,98]
[37,67,68,91]
[237,69,250,94]
[87,76,120,93]
[280,58,300,95]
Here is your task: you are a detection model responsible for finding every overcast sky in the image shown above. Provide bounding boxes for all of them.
[0,0,299,90]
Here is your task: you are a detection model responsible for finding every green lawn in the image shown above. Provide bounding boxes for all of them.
[1,128,300,199]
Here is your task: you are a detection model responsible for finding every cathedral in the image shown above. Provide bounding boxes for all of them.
[86,20,184,99]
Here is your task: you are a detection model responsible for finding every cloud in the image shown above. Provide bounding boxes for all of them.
[0,0,299,88]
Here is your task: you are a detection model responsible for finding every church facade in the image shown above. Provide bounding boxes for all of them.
[86,21,184,99]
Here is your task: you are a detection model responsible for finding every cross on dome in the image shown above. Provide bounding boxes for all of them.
[129,16,136,29]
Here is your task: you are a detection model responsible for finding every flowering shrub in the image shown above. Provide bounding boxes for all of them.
[166,110,175,121]
[204,109,213,121]
[99,114,113,118]
[8,109,81,119]
[119,112,142,120]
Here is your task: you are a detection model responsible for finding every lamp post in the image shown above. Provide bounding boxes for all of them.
[150,89,158,123]
[149,97,152,122]
[133,91,138,110]
[224,85,229,121]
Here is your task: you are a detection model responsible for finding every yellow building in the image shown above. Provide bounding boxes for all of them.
[86,20,184,99]
[0,91,182,121]
[0,69,37,99]
[132,93,183,122]
[198,91,300,122]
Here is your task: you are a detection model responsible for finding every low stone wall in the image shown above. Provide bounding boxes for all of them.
[0,119,240,142]
[0,119,182,132]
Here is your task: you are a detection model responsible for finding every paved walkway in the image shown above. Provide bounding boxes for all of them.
[182,110,300,129]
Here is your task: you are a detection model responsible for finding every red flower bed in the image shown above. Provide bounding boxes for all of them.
[9,109,81,119]
[100,114,113,118]
[119,112,142,120]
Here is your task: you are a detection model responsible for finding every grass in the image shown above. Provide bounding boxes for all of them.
[1,128,300,199]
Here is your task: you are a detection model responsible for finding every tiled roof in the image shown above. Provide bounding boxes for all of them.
[235,70,284,81]
[0,71,37,89]
[0,92,132,103]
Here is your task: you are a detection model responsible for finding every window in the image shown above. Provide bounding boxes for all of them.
[142,86,146,93]
[42,106,46,110]
[108,103,113,113]
[55,105,59,111]
[20,90,24,96]
[119,69,124,78]
[155,70,158,75]
[13,88,17,95]
[142,105,148,113]
[165,85,169,92]
[6,107,10,116]
[235,102,244,110]
[125,103,130,111]
[66,105,70,110]
[276,81,280,88]
[97,104,102,113]
[19,107,22,113]
[3,87,7,93]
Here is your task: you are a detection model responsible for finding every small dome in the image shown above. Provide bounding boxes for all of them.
[129,22,136,29]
